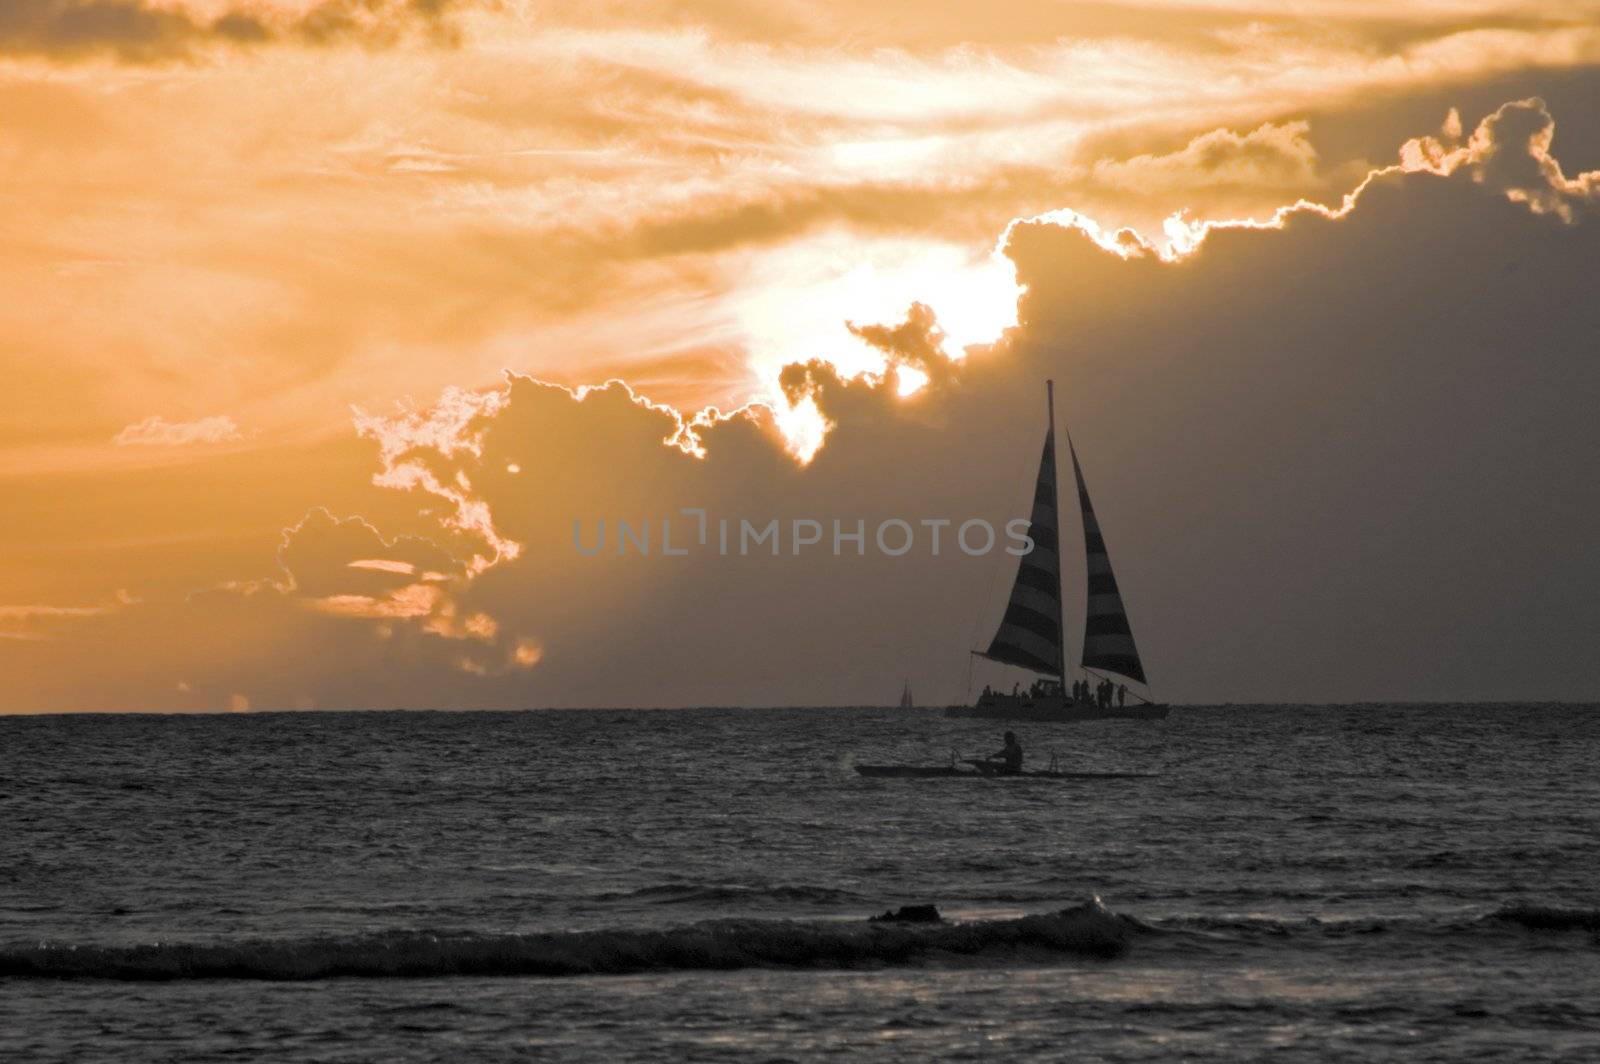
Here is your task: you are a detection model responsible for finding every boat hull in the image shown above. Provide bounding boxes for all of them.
[944,698,1168,722]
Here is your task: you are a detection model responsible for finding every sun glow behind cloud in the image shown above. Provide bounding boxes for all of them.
[732,233,1022,382]
[896,365,929,397]
[721,232,1021,457]
[770,393,831,464]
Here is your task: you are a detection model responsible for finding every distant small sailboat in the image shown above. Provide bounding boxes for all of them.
[946,381,1169,723]
[898,680,915,710]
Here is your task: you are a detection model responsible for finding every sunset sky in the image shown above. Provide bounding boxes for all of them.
[5,0,1600,711]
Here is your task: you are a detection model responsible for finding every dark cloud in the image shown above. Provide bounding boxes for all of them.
[1465,98,1600,218]
[779,303,962,407]
[375,100,1600,706]
[848,302,949,370]
[0,0,208,61]
[0,0,463,62]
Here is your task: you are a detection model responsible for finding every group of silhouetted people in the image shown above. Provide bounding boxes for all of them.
[1071,678,1127,708]
[981,677,1129,708]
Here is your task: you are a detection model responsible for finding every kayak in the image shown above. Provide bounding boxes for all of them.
[854,764,1155,779]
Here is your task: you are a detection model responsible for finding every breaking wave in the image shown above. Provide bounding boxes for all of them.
[594,882,868,907]
[7,898,1591,982]
[0,900,1131,982]
[1483,903,1600,933]
[1144,903,1600,942]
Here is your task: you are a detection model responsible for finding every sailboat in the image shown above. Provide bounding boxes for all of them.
[899,680,915,710]
[945,381,1169,723]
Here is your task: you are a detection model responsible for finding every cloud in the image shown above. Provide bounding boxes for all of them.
[276,506,460,597]
[347,558,418,575]
[0,0,230,62]
[0,0,464,63]
[1090,121,1320,195]
[1400,97,1600,219]
[0,592,134,642]
[350,376,746,565]
[275,507,514,656]
[1019,96,1600,269]
[847,302,950,372]
[112,414,244,447]
[0,603,117,618]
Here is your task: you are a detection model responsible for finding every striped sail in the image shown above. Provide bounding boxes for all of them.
[1069,439,1147,684]
[981,431,1064,677]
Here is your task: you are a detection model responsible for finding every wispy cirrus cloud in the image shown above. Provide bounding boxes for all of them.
[0,591,135,641]
[113,414,243,447]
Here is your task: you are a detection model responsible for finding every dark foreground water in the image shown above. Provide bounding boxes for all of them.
[2,704,1597,1062]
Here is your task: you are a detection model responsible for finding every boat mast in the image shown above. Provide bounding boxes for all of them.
[1046,379,1067,690]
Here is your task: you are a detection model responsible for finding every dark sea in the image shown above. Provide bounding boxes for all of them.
[2,705,1597,1062]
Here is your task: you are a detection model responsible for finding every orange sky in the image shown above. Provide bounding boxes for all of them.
[5,1,1600,710]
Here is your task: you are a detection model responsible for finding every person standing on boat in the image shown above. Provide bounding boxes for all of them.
[1117,684,1127,707]
[985,732,1024,775]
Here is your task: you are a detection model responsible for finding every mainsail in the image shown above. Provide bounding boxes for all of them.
[981,421,1065,677]
[1068,439,1148,684]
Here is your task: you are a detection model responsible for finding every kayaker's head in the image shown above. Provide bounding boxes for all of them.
[1004,731,1017,744]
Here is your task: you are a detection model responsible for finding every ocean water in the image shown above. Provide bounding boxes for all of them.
[2,704,1597,1062]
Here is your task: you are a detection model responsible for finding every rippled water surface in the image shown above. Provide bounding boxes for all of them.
[2,705,1597,1061]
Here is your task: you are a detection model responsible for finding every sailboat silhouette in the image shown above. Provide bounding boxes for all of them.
[947,381,1169,723]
